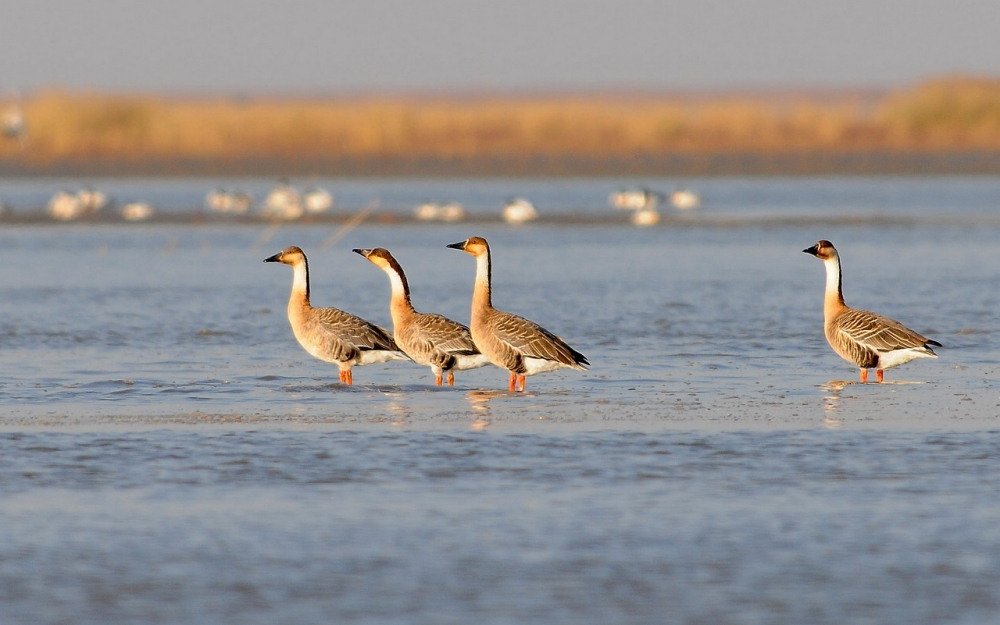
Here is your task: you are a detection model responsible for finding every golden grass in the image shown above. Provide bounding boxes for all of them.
[3,76,1000,173]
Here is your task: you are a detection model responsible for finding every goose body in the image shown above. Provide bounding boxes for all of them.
[803,240,940,383]
[353,247,489,385]
[447,237,589,391]
[264,246,406,385]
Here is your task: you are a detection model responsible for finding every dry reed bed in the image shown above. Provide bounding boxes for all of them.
[3,77,1000,169]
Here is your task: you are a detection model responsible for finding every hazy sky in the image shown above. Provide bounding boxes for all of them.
[2,0,999,93]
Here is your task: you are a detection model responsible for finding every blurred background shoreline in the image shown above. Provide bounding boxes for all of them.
[5,76,1000,177]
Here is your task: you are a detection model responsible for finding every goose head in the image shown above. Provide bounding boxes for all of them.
[352,247,394,268]
[446,236,490,257]
[803,240,838,261]
[263,245,306,265]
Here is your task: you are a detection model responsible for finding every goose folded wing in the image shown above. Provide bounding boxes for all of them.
[415,314,480,355]
[492,311,584,366]
[315,307,399,352]
[837,308,934,352]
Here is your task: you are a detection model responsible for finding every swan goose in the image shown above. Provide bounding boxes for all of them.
[803,240,940,383]
[264,246,406,385]
[353,247,488,386]
[447,236,589,391]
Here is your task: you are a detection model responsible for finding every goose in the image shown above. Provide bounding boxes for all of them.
[353,248,489,385]
[447,237,589,391]
[264,246,406,385]
[803,240,940,383]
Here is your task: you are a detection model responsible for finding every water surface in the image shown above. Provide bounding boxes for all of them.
[0,176,999,624]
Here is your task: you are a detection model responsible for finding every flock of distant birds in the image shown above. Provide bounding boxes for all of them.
[1,99,702,223]
[608,187,701,225]
[0,181,703,224]
[35,181,337,222]
[46,188,156,222]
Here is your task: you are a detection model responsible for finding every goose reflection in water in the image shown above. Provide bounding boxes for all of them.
[821,380,851,420]
[466,390,501,429]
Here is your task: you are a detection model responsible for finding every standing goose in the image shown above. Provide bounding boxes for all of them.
[353,247,489,386]
[803,240,940,383]
[264,246,406,385]
[447,237,589,392]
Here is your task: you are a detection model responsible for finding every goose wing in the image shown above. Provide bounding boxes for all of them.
[492,310,589,368]
[412,313,480,356]
[314,306,400,353]
[835,308,937,353]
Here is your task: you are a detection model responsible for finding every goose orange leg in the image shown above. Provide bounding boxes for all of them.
[508,371,517,392]
[860,369,868,384]
[876,369,884,383]
[343,369,353,385]
[517,374,526,392]
[447,371,455,386]
[435,373,443,386]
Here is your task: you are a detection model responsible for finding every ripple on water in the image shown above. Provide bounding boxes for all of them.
[0,430,999,623]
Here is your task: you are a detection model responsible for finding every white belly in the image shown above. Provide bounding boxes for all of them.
[357,349,408,366]
[877,347,936,370]
[454,353,491,371]
[523,357,568,376]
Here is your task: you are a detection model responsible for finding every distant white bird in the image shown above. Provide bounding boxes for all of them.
[48,191,83,221]
[121,202,154,221]
[414,201,465,222]
[205,189,226,212]
[439,202,466,222]
[670,189,701,210]
[76,187,109,214]
[206,188,252,213]
[262,182,303,220]
[630,208,660,226]
[502,197,538,224]
[610,188,662,210]
[303,187,334,213]
[2,104,25,140]
[414,202,441,221]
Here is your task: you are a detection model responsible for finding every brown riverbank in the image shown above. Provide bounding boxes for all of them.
[3,76,1000,176]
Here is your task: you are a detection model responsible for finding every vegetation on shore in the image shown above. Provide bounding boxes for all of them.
[3,76,1000,175]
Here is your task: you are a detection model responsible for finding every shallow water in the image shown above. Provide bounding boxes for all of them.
[2,429,1000,625]
[1,176,999,623]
